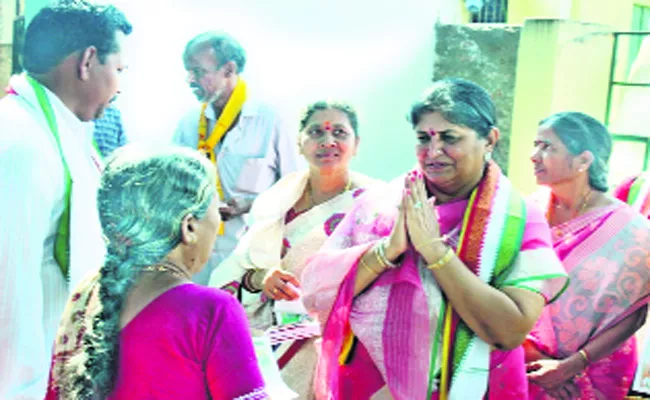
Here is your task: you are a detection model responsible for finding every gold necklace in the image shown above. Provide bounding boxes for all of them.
[307,179,352,208]
[575,189,593,217]
[548,189,593,231]
[142,261,192,280]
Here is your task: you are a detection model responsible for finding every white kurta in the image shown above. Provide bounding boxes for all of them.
[0,74,105,400]
[173,98,304,285]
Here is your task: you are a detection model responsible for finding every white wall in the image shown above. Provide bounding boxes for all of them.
[100,0,459,179]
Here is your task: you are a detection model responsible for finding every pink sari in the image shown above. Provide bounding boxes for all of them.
[527,202,650,399]
[302,164,568,400]
[614,174,650,219]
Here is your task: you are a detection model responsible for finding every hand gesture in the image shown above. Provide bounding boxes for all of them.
[383,189,409,262]
[262,268,301,301]
[404,171,443,261]
[527,359,581,398]
[219,198,252,221]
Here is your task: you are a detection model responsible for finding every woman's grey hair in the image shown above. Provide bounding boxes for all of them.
[75,145,216,398]
[183,31,247,73]
[408,78,497,139]
[539,112,612,192]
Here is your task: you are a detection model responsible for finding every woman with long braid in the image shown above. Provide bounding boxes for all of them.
[45,146,267,399]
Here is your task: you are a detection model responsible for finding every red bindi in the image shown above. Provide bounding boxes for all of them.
[323,121,332,131]
[428,129,437,137]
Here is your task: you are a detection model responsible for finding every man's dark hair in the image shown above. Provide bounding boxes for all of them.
[22,1,132,74]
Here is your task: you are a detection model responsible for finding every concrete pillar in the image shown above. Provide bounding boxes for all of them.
[508,19,614,194]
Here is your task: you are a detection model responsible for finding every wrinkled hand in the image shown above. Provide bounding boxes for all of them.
[262,268,301,301]
[383,191,408,262]
[219,198,252,221]
[526,359,578,395]
[404,171,443,261]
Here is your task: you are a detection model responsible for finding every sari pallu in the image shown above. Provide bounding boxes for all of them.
[302,163,568,400]
[46,273,101,399]
[527,202,650,400]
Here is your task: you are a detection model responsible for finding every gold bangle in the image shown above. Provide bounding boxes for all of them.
[359,257,381,275]
[578,349,590,365]
[373,244,387,268]
[376,239,397,269]
[427,247,454,271]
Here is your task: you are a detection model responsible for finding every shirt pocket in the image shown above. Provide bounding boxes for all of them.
[219,153,276,195]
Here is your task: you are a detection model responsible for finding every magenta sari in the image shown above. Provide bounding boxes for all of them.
[46,279,266,400]
[527,202,650,399]
[302,165,568,400]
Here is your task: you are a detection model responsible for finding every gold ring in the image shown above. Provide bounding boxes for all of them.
[272,287,278,294]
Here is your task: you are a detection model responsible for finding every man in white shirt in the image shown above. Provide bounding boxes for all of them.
[0,3,131,399]
[174,31,302,285]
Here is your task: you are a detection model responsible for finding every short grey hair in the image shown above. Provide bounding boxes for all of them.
[408,78,497,138]
[183,31,247,73]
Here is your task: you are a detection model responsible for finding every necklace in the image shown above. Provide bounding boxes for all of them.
[142,260,192,280]
[575,190,593,217]
[306,179,352,208]
[547,189,594,231]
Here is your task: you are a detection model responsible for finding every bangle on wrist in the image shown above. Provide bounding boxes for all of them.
[242,269,262,293]
[578,349,590,365]
[360,257,382,275]
[427,246,454,271]
[376,239,398,269]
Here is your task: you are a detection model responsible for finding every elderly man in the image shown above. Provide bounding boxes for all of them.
[174,31,302,285]
[0,3,131,398]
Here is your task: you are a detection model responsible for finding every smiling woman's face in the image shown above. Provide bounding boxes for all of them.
[299,108,358,172]
[414,111,490,193]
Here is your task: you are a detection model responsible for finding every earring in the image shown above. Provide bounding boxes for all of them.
[484,152,492,162]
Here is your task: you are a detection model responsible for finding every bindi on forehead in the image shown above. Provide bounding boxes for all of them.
[428,129,438,137]
[323,121,332,131]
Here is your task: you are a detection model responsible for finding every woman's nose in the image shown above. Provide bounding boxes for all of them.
[319,133,336,147]
[530,148,541,162]
[428,137,443,155]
